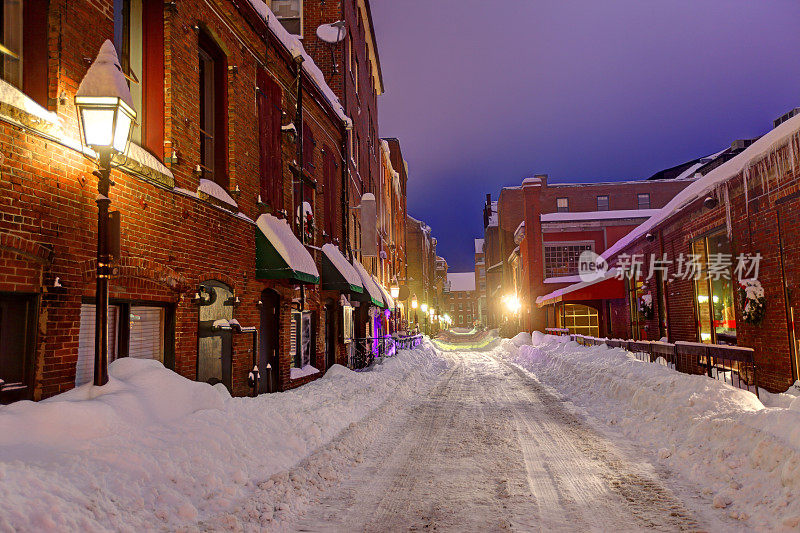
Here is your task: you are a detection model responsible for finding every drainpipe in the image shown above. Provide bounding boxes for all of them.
[294,55,305,312]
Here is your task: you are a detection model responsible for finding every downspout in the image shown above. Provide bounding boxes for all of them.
[294,55,305,311]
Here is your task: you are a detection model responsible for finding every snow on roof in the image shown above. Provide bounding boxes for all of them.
[672,161,704,181]
[198,179,238,208]
[246,0,352,127]
[543,275,583,284]
[602,112,800,262]
[321,244,362,289]
[255,214,319,277]
[447,272,475,292]
[474,238,484,254]
[350,259,383,305]
[373,276,395,309]
[541,209,660,223]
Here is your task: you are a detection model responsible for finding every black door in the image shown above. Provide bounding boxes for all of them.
[325,302,336,369]
[259,289,280,393]
[0,293,37,404]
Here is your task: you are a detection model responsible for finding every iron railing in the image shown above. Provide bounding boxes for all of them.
[351,334,424,371]
[569,334,758,398]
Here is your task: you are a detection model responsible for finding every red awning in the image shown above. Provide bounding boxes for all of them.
[537,270,625,307]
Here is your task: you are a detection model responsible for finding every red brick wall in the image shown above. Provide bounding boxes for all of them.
[0,0,346,401]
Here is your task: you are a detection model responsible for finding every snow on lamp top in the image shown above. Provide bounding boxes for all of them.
[75,40,137,154]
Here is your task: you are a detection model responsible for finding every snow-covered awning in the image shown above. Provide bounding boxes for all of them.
[536,268,624,307]
[255,214,319,284]
[320,244,363,294]
[350,259,383,307]
[374,278,396,310]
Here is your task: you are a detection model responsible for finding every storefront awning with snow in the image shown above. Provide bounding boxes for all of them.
[350,259,383,307]
[536,268,624,307]
[374,278,396,310]
[255,214,319,284]
[320,243,363,293]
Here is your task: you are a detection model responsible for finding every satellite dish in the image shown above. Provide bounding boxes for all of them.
[316,21,346,44]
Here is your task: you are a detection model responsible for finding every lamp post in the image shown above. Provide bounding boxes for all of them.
[411,295,418,332]
[75,40,136,386]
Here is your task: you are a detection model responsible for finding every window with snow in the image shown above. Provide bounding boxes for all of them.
[597,195,609,211]
[198,32,228,188]
[0,0,47,107]
[556,197,569,213]
[637,193,651,210]
[114,0,165,157]
[270,0,302,36]
[544,242,593,278]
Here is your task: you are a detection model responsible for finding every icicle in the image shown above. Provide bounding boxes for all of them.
[743,167,750,220]
[724,182,732,239]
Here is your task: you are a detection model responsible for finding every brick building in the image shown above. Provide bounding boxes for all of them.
[444,272,477,327]
[483,172,697,334]
[474,238,486,325]
[537,112,800,393]
[0,0,404,403]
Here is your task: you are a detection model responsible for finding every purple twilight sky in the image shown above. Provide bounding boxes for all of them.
[369,0,800,272]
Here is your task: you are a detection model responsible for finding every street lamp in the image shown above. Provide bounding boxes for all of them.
[421,303,428,313]
[75,40,136,387]
[390,285,400,299]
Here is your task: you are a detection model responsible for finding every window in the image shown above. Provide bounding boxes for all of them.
[291,310,314,369]
[544,241,593,278]
[627,276,646,340]
[597,195,609,211]
[637,193,651,210]
[114,0,164,156]
[76,301,172,386]
[0,0,47,107]
[556,197,569,213]
[353,47,359,93]
[692,232,736,345]
[198,32,228,188]
[270,0,301,36]
[257,69,282,212]
[0,292,37,403]
[562,304,599,337]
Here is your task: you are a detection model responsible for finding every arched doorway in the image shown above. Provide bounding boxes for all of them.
[259,289,280,393]
[197,280,234,390]
[324,299,337,369]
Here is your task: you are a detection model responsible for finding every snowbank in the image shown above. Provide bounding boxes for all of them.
[0,342,448,530]
[502,333,800,530]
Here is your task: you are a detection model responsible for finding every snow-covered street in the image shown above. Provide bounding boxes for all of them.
[6,332,800,531]
[288,342,714,532]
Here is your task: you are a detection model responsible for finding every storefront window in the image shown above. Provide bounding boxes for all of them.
[563,304,599,337]
[692,232,736,345]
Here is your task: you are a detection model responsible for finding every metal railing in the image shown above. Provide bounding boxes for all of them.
[351,334,424,371]
[569,334,758,398]
[545,327,570,336]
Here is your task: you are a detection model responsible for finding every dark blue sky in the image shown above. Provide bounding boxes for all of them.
[370,0,800,272]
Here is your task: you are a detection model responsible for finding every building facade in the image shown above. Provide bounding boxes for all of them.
[537,113,800,393]
[444,272,478,327]
[0,0,407,404]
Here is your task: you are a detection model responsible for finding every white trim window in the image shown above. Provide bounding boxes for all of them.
[270,0,302,37]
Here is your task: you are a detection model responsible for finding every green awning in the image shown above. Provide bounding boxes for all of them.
[351,259,384,307]
[321,244,363,293]
[255,214,319,284]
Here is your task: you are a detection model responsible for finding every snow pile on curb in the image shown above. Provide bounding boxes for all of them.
[503,333,800,529]
[0,341,447,531]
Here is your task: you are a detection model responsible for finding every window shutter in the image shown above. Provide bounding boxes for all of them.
[142,0,164,158]
[303,123,314,171]
[323,145,336,240]
[258,69,282,212]
[23,0,48,108]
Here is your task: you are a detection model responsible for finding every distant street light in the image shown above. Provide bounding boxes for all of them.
[75,40,136,387]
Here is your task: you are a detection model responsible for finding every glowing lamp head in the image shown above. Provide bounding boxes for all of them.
[504,294,522,314]
[421,303,428,313]
[75,40,136,155]
[411,296,418,309]
[390,285,400,299]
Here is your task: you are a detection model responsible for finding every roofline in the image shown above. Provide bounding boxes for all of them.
[360,0,385,95]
